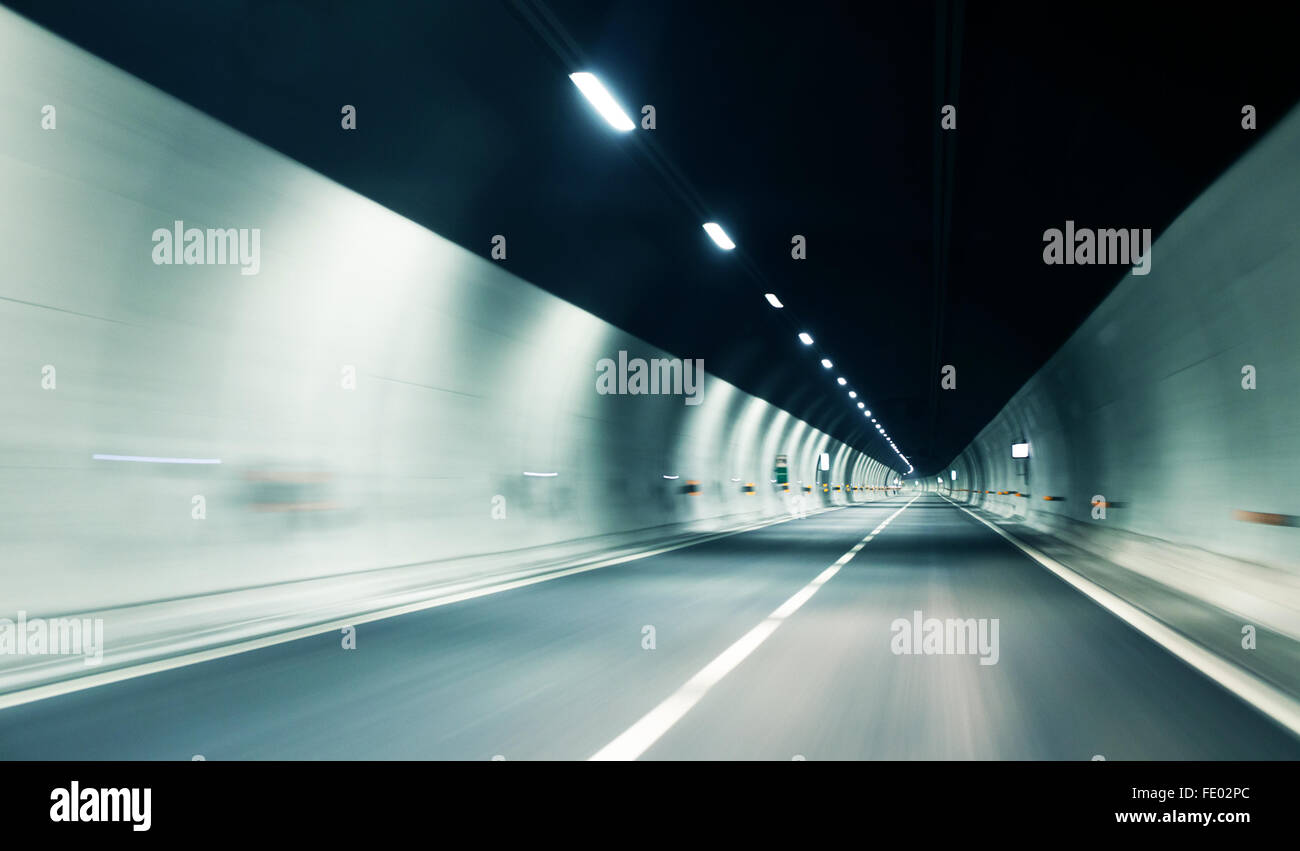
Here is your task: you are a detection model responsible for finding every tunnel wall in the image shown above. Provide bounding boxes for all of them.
[0,8,900,620]
[945,104,1300,637]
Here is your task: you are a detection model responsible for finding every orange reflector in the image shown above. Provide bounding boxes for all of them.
[1233,509,1300,527]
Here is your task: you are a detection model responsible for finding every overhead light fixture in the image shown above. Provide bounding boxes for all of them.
[568,72,636,131]
[798,332,813,345]
[1011,442,1030,458]
[702,222,736,250]
[836,377,847,386]
[848,391,857,399]
[864,410,871,416]
[820,359,832,369]
[857,402,865,409]
[765,293,784,308]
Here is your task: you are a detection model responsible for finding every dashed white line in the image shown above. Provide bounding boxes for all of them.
[590,496,919,761]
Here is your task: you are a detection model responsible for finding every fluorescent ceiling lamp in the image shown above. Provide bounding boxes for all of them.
[951,470,957,480]
[864,410,871,416]
[1011,442,1030,459]
[702,222,736,250]
[568,72,636,131]
[836,377,847,386]
[765,293,783,308]
[857,402,865,409]
[798,332,813,345]
[848,391,857,399]
[820,358,833,368]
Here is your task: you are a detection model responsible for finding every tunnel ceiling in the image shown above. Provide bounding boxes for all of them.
[10,0,1298,476]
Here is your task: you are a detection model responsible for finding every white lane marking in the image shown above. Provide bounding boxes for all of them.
[0,502,872,712]
[590,496,919,761]
[939,495,1300,739]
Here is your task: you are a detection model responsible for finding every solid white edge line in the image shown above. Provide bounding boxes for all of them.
[0,499,906,712]
[939,495,1300,739]
[590,495,919,761]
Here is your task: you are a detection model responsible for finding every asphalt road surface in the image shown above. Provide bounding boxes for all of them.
[2,495,1296,760]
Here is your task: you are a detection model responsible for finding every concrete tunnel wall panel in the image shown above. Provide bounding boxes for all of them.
[0,10,900,617]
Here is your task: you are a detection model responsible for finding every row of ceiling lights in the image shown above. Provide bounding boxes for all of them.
[569,72,913,477]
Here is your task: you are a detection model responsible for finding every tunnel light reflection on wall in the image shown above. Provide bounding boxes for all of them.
[1011,442,1030,459]
[798,332,813,345]
[568,72,636,131]
[764,293,783,308]
[702,222,736,250]
[93,454,221,464]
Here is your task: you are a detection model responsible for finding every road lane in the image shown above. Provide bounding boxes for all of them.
[2,494,1295,760]
[641,496,1300,759]
[0,501,900,759]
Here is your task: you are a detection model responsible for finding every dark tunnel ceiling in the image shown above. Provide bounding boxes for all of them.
[10,0,1299,476]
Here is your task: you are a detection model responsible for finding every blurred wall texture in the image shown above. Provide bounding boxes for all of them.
[0,7,899,624]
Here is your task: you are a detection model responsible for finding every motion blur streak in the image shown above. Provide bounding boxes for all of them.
[0,4,1299,761]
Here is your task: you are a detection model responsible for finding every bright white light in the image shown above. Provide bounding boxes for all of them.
[764,293,783,308]
[568,72,636,131]
[820,358,833,368]
[818,452,830,471]
[798,332,813,345]
[951,470,957,480]
[702,222,736,250]
[864,410,871,417]
[523,471,558,477]
[871,418,877,423]
[1011,442,1030,459]
[93,454,221,464]
[848,391,857,399]
[662,474,679,480]
[857,402,865,409]
[836,377,847,386]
